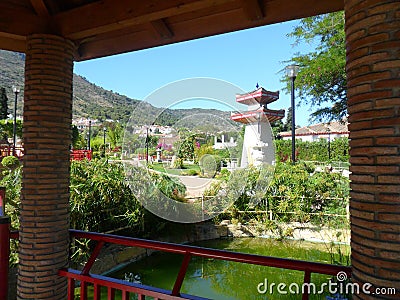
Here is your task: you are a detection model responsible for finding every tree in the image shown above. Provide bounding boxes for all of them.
[0,119,22,141]
[71,125,81,149]
[284,106,293,131]
[106,122,123,148]
[177,134,195,160]
[0,88,8,120]
[285,12,346,122]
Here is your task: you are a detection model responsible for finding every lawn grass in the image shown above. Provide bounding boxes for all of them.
[150,162,201,176]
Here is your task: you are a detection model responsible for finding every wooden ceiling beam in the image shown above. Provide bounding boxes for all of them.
[150,19,174,40]
[0,34,26,53]
[0,6,49,37]
[54,0,235,40]
[30,0,50,17]
[241,0,264,21]
[76,0,343,61]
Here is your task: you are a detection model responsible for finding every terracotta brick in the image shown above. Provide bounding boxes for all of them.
[355,183,400,193]
[350,191,376,202]
[346,64,371,78]
[350,174,375,183]
[351,165,399,174]
[349,138,374,147]
[373,59,400,71]
[349,156,375,164]
[377,213,400,222]
[350,146,398,156]
[348,35,390,55]
[347,101,373,114]
[375,98,400,108]
[350,208,375,220]
[352,233,400,252]
[348,120,372,131]
[348,70,391,86]
[371,41,400,53]
[369,19,400,35]
[349,127,395,138]
[375,137,400,145]
[347,83,372,97]
[379,233,400,242]
[348,90,393,105]
[374,79,400,89]
[346,12,367,31]
[349,108,395,122]
[372,116,400,128]
[351,260,375,280]
[351,223,376,238]
[352,201,400,213]
[379,250,400,260]
[346,14,387,34]
[380,194,400,203]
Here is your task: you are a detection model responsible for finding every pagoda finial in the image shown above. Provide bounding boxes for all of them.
[256,82,259,89]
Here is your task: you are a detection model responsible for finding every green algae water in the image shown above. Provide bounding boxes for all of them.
[82,238,350,300]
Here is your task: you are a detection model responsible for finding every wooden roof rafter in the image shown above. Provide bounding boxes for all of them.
[30,0,50,17]
[0,0,344,61]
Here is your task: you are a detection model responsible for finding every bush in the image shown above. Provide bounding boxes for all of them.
[1,165,21,266]
[275,137,349,162]
[1,156,20,169]
[182,169,198,176]
[208,162,349,225]
[70,159,144,233]
[172,157,184,169]
[199,155,222,178]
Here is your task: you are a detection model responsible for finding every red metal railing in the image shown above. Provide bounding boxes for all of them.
[57,229,351,300]
[0,223,352,300]
[71,149,92,161]
[0,145,24,159]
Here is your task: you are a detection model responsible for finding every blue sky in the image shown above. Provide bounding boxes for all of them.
[74,20,316,127]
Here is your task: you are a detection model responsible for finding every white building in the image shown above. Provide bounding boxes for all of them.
[279,121,349,142]
[213,135,237,150]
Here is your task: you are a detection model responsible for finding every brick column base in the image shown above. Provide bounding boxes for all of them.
[17,34,74,299]
[345,0,400,298]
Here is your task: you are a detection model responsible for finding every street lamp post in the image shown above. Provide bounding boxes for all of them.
[12,86,20,157]
[146,127,148,164]
[327,127,331,161]
[103,126,107,158]
[87,120,92,151]
[285,64,299,163]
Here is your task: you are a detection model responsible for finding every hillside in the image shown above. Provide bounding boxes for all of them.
[0,50,238,131]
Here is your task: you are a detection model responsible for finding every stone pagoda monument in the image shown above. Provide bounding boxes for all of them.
[230,87,285,167]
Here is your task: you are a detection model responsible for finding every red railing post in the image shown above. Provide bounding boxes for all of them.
[0,216,11,300]
[0,186,10,300]
[172,252,192,296]
[302,270,311,300]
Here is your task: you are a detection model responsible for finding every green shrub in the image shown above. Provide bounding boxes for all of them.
[182,169,198,176]
[275,137,349,162]
[209,162,349,225]
[172,157,184,169]
[1,156,20,169]
[199,155,221,178]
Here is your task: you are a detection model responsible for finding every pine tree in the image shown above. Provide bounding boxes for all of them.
[0,87,8,120]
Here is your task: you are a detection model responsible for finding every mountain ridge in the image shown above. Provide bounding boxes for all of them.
[0,50,239,132]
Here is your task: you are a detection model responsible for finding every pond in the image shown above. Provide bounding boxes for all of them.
[103,238,350,300]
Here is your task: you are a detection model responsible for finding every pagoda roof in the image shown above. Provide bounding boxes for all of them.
[236,87,279,106]
[230,108,285,124]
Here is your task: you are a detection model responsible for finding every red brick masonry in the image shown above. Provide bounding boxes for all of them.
[345,0,400,298]
[18,34,74,300]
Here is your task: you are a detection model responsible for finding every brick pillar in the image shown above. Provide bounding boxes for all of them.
[345,0,400,298]
[17,34,74,299]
